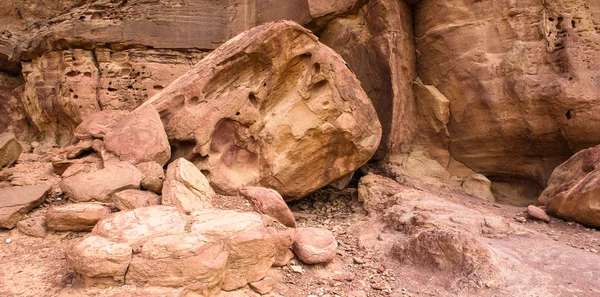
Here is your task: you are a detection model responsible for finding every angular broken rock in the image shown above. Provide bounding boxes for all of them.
[17,216,47,238]
[240,186,296,228]
[61,161,143,202]
[162,158,215,213]
[103,105,171,166]
[539,144,600,227]
[69,206,276,293]
[46,203,112,231]
[135,161,165,194]
[0,185,51,229]
[267,226,296,267]
[462,174,495,203]
[145,20,382,200]
[111,189,161,211]
[527,205,551,223]
[293,227,337,264]
[0,132,22,169]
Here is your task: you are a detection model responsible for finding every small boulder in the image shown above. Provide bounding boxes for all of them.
[0,132,22,169]
[61,162,143,202]
[17,216,47,238]
[135,161,165,194]
[103,105,171,166]
[66,235,132,284]
[267,226,296,266]
[0,185,51,229]
[112,189,161,211]
[293,227,337,264]
[527,205,551,223]
[46,203,112,231]
[249,276,277,295]
[240,187,296,228]
[462,174,495,203]
[162,158,215,213]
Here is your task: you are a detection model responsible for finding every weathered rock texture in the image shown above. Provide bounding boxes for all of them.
[67,206,277,294]
[0,185,50,229]
[60,162,142,202]
[46,203,112,231]
[0,132,22,169]
[413,0,600,189]
[146,21,381,200]
[539,144,600,227]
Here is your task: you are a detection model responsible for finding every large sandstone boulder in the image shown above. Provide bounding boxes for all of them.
[61,162,143,202]
[144,21,381,200]
[0,185,50,229]
[68,206,276,294]
[0,132,22,169]
[539,145,600,227]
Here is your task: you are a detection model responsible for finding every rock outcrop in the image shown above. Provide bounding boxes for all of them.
[539,144,600,227]
[146,21,381,200]
[46,203,112,231]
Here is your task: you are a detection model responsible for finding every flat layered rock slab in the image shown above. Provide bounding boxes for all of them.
[0,185,51,229]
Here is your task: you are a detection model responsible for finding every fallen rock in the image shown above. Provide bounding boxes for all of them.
[527,205,550,223]
[162,158,215,213]
[293,227,337,264]
[66,235,132,285]
[66,139,94,159]
[462,174,495,202]
[53,154,104,178]
[249,276,277,295]
[0,132,22,169]
[46,203,112,231]
[68,206,276,293]
[112,189,161,211]
[267,227,296,267]
[61,161,143,202]
[539,144,600,227]
[240,187,296,228]
[16,216,47,238]
[103,105,171,166]
[191,210,276,290]
[127,232,228,293]
[146,20,381,200]
[74,110,130,140]
[92,206,187,252]
[0,185,51,229]
[135,161,165,194]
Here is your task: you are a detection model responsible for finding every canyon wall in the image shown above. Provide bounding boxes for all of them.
[1,0,600,198]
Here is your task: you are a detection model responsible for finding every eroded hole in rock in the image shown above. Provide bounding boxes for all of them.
[566,109,573,119]
[170,139,199,162]
[153,85,163,90]
[159,94,185,124]
[188,96,200,105]
[248,93,258,108]
[66,71,80,77]
[313,63,321,75]
[490,177,543,206]
[572,20,576,28]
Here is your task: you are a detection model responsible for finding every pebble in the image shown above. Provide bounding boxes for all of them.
[5,238,12,244]
[353,257,365,264]
[290,265,304,273]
